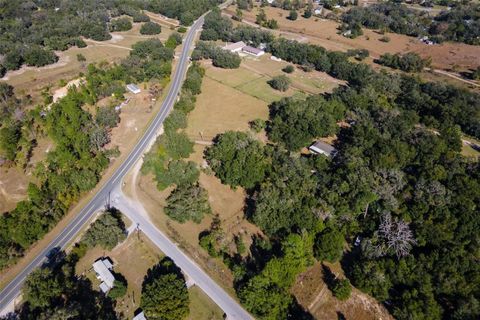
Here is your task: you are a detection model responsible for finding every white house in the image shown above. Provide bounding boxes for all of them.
[242,45,265,57]
[93,258,115,293]
[223,41,246,53]
[309,141,337,157]
[126,83,141,94]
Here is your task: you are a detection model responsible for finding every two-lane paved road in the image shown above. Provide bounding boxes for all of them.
[0,12,248,318]
[111,186,253,320]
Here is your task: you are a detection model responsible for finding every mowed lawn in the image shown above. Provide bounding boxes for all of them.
[75,233,224,319]
[185,74,269,141]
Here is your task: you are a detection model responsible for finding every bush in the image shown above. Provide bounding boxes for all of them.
[268,75,291,91]
[0,64,6,78]
[379,36,390,42]
[109,17,132,32]
[249,119,266,133]
[76,53,86,62]
[177,26,187,33]
[108,278,128,299]
[140,22,162,35]
[165,32,183,49]
[282,65,295,73]
[332,279,352,301]
[288,10,298,21]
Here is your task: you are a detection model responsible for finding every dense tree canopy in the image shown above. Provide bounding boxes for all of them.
[141,258,190,320]
[164,183,212,223]
[81,209,126,250]
[205,131,268,189]
[269,95,345,151]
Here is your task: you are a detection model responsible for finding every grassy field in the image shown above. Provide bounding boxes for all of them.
[76,233,224,319]
[225,4,480,73]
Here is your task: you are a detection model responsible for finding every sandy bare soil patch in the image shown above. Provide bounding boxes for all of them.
[292,262,393,320]
[0,167,29,214]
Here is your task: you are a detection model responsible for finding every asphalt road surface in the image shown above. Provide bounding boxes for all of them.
[0,13,249,318]
[111,186,253,320]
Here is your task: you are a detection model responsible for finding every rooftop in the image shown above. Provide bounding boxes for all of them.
[242,46,264,55]
[93,258,115,290]
[223,41,246,52]
[309,141,337,156]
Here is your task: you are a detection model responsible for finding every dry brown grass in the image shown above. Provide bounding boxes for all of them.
[75,233,224,319]
[0,167,29,214]
[292,262,394,320]
[225,5,480,72]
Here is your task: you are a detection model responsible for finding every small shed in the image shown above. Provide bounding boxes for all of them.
[127,83,141,94]
[242,46,265,57]
[309,141,337,157]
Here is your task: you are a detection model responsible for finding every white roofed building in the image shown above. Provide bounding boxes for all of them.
[242,46,265,57]
[309,141,337,157]
[127,83,141,94]
[93,258,115,293]
[223,41,246,53]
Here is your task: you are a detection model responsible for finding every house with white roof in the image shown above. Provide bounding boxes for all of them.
[93,258,115,293]
[127,83,141,94]
[223,41,246,53]
[309,141,337,157]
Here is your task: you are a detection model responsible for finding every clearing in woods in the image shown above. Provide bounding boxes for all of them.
[75,232,224,320]
[224,5,480,75]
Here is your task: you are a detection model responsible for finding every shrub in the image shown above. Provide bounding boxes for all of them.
[76,53,86,62]
[332,279,352,301]
[314,227,344,262]
[140,22,162,35]
[177,26,187,33]
[282,65,295,73]
[108,278,128,299]
[288,10,298,21]
[249,119,266,133]
[23,46,58,67]
[0,64,6,78]
[132,12,150,23]
[268,75,291,91]
[165,32,183,49]
[109,17,132,32]
[379,36,390,42]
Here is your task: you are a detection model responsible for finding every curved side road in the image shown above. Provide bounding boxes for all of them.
[0,12,249,319]
[111,186,253,320]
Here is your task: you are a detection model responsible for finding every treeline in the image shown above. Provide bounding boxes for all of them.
[376,52,431,72]
[266,38,480,139]
[203,91,480,320]
[0,38,175,271]
[200,13,480,319]
[0,0,218,74]
[142,62,212,224]
[342,2,480,44]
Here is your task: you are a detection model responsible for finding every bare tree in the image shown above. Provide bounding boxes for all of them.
[379,212,416,258]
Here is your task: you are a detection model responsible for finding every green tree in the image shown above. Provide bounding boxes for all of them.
[141,259,190,320]
[165,183,212,223]
[82,210,126,249]
[140,22,162,35]
[108,278,128,300]
[314,227,344,262]
[332,278,352,301]
[24,268,63,309]
[288,10,298,20]
[205,131,267,189]
[109,17,133,32]
[267,75,291,91]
